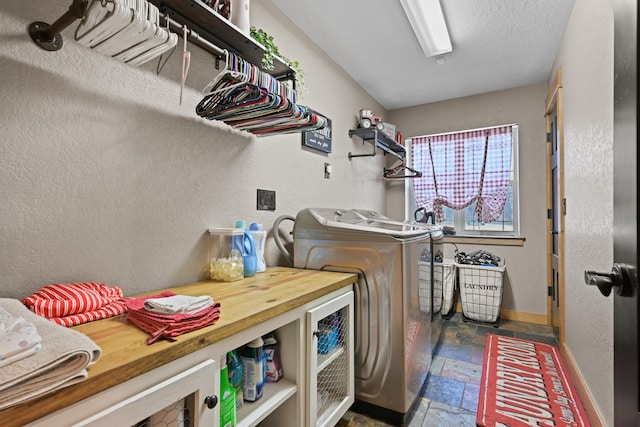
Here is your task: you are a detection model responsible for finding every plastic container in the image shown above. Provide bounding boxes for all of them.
[220,364,237,427]
[263,333,283,382]
[230,0,250,35]
[209,228,244,281]
[240,337,264,402]
[235,220,257,277]
[227,350,243,409]
[249,223,267,273]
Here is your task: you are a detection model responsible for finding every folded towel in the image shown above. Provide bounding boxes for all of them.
[126,292,221,344]
[0,307,42,368]
[144,294,214,315]
[0,299,101,410]
[22,282,128,327]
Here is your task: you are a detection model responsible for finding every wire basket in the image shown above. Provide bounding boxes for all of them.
[316,306,350,425]
[419,261,456,315]
[441,262,457,316]
[418,261,442,314]
[457,263,506,323]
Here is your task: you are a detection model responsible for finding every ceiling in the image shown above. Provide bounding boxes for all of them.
[272,0,576,110]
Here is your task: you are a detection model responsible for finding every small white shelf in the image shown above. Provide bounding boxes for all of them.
[317,344,345,373]
[236,379,297,427]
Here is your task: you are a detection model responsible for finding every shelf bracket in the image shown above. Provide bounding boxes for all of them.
[28,0,89,52]
[348,140,377,159]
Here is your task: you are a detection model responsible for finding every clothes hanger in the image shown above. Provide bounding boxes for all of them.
[202,52,249,95]
[75,0,131,47]
[127,22,176,67]
[179,24,191,105]
[93,0,148,56]
[115,2,164,62]
[383,161,423,179]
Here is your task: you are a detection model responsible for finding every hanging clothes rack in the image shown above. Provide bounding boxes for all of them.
[27,0,295,90]
[162,13,225,59]
[27,0,319,136]
[195,52,326,136]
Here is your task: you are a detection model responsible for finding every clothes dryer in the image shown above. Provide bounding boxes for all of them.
[292,208,443,424]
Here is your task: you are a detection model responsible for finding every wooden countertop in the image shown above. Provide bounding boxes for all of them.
[0,267,357,426]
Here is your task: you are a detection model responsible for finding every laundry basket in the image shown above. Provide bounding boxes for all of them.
[440,260,456,317]
[418,261,442,314]
[457,263,506,323]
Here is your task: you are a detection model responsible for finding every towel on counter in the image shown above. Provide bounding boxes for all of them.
[144,294,214,315]
[126,291,221,345]
[0,307,42,368]
[22,282,128,327]
[0,298,101,410]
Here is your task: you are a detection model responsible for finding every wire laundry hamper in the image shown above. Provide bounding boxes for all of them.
[457,263,506,323]
[419,260,456,316]
[440,261,457,316]
[418,261,442,314]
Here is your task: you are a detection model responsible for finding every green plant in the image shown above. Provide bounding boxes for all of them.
[250,27,305,95]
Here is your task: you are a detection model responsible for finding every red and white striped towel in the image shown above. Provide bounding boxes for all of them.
[22,282,128,327]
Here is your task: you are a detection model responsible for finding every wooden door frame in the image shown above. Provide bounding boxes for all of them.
[545,69,565,345]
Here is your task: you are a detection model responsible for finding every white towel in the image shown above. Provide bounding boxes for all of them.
[0,307,42,368]
[143,294,214,315]
[0,298,102,410]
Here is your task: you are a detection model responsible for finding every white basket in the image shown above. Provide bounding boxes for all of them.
[418,261,438,313]
[457,263,506,323]
[441,262,456,315]
[418,261,456,315]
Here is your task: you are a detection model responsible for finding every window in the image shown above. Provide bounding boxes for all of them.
[407,124,519,236]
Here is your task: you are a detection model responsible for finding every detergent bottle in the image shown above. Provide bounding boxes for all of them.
[220,363,237,427]
[235,220,257,277]
[249,223,267,273]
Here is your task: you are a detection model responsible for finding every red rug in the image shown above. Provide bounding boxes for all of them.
[477,334,591,427]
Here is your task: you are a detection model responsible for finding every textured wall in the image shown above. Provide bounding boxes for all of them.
[387,84,548,316]
[0,0,388,299]
[550,0,615,423]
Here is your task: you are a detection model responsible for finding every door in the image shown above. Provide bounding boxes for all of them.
[613,0,638,424]
[307,291,355,427]
[545,70,564,343]
[585,1,638,424]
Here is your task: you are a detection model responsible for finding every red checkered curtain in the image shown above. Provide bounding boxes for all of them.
[411,126,512,223]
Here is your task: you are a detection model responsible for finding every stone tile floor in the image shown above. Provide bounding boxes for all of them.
[337,311,558,427]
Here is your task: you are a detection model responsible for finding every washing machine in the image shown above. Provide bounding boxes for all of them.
[292,208,443,425]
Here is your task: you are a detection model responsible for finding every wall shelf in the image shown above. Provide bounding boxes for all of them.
[348,128,406,160]
[149,0,295,81]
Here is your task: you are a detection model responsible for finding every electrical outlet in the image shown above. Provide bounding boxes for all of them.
[257,189,276,211]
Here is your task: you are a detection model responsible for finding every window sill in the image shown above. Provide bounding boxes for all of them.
[441,235,525,247]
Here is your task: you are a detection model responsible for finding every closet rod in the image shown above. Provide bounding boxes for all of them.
[160,12,226,61]
[28,0,89,51]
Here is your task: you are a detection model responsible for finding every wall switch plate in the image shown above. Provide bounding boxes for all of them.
[257,189,276,211]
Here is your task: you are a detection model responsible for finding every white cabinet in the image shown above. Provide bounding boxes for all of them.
[214,287,354,427]
[27,353,218,427]
[27,285,354,427]
[306,291,354,427]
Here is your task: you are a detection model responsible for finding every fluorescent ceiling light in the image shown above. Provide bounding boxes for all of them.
[400,0,452,58]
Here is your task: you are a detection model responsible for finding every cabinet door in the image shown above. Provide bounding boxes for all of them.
[76,359,218,427]
[306,291,354,427]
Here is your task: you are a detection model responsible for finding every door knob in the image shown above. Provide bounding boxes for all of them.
[204,395,218,409]
[584,263,634,297]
